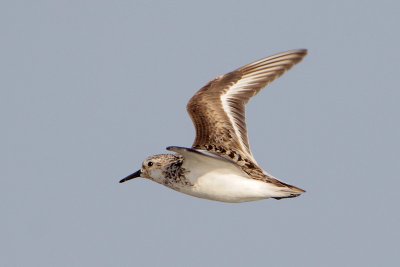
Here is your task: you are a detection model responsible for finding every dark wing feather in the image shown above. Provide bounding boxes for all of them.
[186,49,307,178]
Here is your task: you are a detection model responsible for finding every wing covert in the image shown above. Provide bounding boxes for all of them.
[186,49,307,173]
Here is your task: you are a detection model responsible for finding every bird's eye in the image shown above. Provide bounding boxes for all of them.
[147,161,153,167]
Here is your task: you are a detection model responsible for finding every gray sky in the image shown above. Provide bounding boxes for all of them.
[1,0,399,266]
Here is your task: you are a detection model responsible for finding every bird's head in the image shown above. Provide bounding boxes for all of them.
[119,154,181,184]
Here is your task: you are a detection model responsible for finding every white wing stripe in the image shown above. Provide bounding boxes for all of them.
[189,49,307,166]
[220,75,263,162]
[221,90,251,156]
[219,58,296,160]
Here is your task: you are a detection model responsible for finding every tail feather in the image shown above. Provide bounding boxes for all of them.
[272,181,306,200]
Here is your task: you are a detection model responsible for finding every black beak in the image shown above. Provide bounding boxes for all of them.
[119,170,141,183]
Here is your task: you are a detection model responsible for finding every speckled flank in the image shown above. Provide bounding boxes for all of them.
[162,158,192,187]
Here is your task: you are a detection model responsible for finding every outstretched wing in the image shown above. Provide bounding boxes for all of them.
[186,49,307,172]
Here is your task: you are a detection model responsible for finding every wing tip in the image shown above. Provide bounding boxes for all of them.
[274,48,308,60]
[241,49,308,71]
[284,48,308,55]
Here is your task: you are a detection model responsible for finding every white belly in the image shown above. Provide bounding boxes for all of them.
[165,146,283,203]
[177,171,275,203]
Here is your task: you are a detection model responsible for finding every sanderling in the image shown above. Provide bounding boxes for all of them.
[120,49,307,203]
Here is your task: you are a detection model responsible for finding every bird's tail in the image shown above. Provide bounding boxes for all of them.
[271,180,306,200]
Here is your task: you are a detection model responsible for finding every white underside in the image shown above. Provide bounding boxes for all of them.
[166,147,292,203]
[178,170,280,203]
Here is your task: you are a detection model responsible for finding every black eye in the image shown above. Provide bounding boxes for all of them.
[147,161,153,167]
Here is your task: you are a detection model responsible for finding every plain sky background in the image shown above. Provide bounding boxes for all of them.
[1,0,399,266]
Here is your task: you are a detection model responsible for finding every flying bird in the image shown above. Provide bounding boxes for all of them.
[120,49,307,203]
